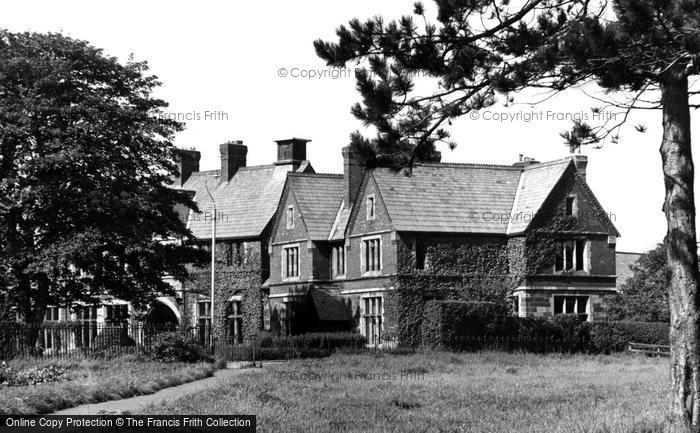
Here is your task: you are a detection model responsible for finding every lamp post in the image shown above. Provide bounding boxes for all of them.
[204,178,218,349]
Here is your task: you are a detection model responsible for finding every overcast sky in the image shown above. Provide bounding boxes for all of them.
[5,0,697,253]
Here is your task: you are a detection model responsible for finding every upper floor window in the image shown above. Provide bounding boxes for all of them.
[565,195,577,217]
[286,206,294,229]
[553,295,589,321]
[283,245,299,279]
[362,237,382,273]
[366,195,375,220]
[332,244,346,277]
[554,239,588,272]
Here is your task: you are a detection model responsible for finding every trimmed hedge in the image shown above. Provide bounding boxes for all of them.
[590,321,669,354]
[421,300,669,354]
[219,332,366,361]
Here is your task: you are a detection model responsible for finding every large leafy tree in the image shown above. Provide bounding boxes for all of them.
[609,244,671,322]
[0,30,204,324]
[316,0,700,430]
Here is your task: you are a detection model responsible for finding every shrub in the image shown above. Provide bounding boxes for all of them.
[149,332,211,363]
[0,361,67,387]
[219,332,365,361]
[93,327,136,349]
[590,321,669,354]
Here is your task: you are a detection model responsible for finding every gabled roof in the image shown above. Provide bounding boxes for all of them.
[182,164,306,239]
[329,200,351,241]
[370,163,521,233]
[284,173,345,240]
[506,159,571,234]
[311,287,350,321]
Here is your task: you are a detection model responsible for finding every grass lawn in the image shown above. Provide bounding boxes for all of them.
[141,351,668,433]
[0,355,219,414]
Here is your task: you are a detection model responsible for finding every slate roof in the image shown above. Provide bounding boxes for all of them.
[371,163,522,233]
[329,201,351,241]
[310,287,350,321]
[616,252,642,290]
[287,174,345,240]
[506,159,571,234]
[182,164,304,239]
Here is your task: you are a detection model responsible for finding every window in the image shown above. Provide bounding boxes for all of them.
[43,307,62,350]
[553,295,589,321]
[197,301,212,344]
[332,244,346,277]
[366,195,375,220]
[554,240,589,272]
[286,206,294,229]
[362,237,382,273]
[226,300,243,344]
[44,307,61,322]
[415,240,428,270]
[105,304,129,325]
[283,245,299,279]
[362,296,383,346]
[75,305,98,347]
[565,195,577,216]
[512,296,519,315]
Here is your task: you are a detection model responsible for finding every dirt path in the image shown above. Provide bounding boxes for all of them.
[54,368,255,415]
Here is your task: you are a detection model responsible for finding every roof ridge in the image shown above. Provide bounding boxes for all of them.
[523,157,574,170]
[412,162,520,169]
[288,172,343,178]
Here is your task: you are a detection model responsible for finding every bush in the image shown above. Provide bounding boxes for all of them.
[421,300,668,354]
[93,327,136,349]
[219,332,366,361]
[0,361,67,387]
[149,332,211,363]
[590,321,669,354]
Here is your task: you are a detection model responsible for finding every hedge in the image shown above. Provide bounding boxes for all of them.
[421,300,669,354]
[218,332,366,361]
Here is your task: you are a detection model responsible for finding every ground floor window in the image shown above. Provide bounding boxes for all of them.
[197,301,212,344]
[226,300,243,344]
[362,296,383,346]
[75,305,98,347]
[553,295,589,321]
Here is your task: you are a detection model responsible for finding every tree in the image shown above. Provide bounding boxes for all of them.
[609,244,671,322]
[0,30,204,325]
[316,0,700,429]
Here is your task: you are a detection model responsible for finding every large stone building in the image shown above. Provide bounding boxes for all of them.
[265,145,619,347]
[32,138,621,349]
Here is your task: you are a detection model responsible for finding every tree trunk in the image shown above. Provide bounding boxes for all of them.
[662,69,700,433]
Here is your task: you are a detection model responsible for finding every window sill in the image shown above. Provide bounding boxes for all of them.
[332,275,346,280]
[282,277,300,282]
[362,271,382,277]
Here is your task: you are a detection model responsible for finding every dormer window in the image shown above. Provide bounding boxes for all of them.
[286,206,294,229]
[367,195,375,220]
[565,195,577,217]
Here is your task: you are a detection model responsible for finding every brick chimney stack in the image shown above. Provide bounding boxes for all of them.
[274,138,309,169]
[343,146,363,208]
[571,154,588,181]
[220,140,247,181]
[174,148,201,186]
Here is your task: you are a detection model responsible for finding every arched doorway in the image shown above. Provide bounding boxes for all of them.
[145,300,179,329]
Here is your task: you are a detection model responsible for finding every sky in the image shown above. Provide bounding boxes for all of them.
[3,0,697,253]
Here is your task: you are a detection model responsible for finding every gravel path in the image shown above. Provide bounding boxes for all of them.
[53,368,254,415]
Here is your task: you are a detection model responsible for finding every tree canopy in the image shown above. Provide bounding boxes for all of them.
[609,245,671,323]
[0,30,204,323]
